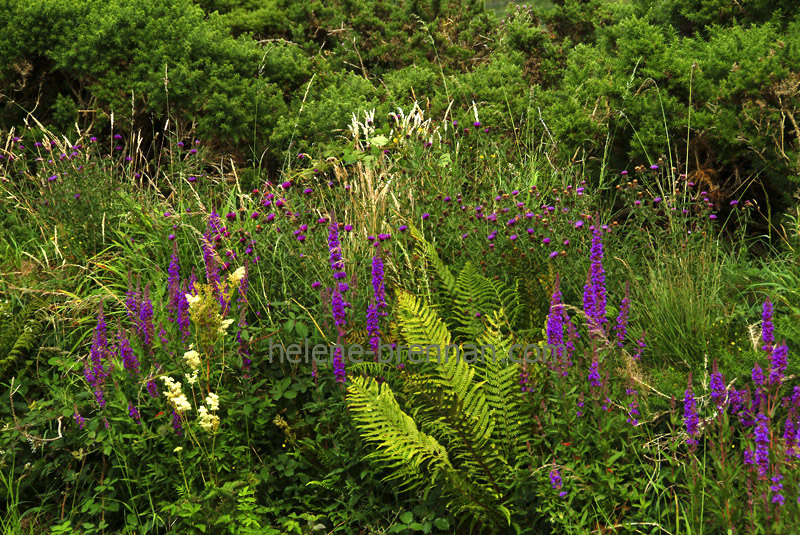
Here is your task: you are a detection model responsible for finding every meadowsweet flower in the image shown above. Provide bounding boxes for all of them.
[684,373,699,446]
[183,349,201,369]
[197,406,220,432]
[219,318,235,334]
[205,392,219,411]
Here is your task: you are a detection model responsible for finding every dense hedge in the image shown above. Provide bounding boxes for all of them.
[2,0,800,203]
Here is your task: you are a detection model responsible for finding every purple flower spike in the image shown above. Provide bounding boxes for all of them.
[684,373,699,446]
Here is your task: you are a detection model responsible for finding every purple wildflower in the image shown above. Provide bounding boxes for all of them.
[709,359,726,412]
[372,255,386,311]
[546,276,565,364]
[74,410,86,430]
[167,244,181,323]
[784,409,798,461]
[754,411,770,478]
[172,410,182,435]
[588,358,602,388]
[626,388,640,426]
[138,284,154,349]
[771,473,785,505]
[770,341,788,386]
[762,300,774,353]
[684,373,699,446]
[147,376,159,398]
[118,327,139,376]
[549,469,567,497]
[328,221,347,281]
[128,403,141,425]
[614,282,630,348]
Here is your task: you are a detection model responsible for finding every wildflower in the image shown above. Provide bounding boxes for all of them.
[783,409,798,461]
[197,406,220,432]
[372,255,386,311]
[709,359,726,412]
[632,331,646,360]
[549,469,567,497]
[771,473,785,505]
[128,403,141,425]
[614,282,630,348]
[546,276,565,364]
[588,358,601,388]
[138,284,154,349]
[183,349,201,369]
[74,410,86,430]
[86,303,109,407]
[770,341,788,386]
[626,388,640,426]
[684,373,699,446]
[422,213,430,220]
[328,221,347,281]
[118,327,139,376]
[205,392,219,411]
[754,411,770,478]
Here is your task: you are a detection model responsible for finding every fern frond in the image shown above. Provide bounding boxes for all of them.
[410,225,456,295]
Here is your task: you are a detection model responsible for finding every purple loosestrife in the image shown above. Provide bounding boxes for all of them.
[752,363,765,412]
[710,359,727,413]
[519,363,531,393]
[128,403,141,425]
[588,357,602,388]
[770,341,788,386]
[138,284,154,350]
[366,303,380,358]
[328,221,347,281]
[372,255,386,312]
[86,304,109,407]
[172,409,182,436]
[74,410,86,430]
[684,373,699,446]
[626,387,640,426]
[754,410,770,479]
[784,409,798,461]
[771,473,785,506]
[632,331,646,361]
[147,376,159,398]
[549,469,567,498]
[762,299,774,353]
[584,226,607,334]
[118,326,139,376]
[614,282,630,348]
[167,244,181,323]
[547,276,565,365]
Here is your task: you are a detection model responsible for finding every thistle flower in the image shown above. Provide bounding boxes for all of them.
[684,373,699,446]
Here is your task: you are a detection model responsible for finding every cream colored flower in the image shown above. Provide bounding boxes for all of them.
[197,406,220,432]
[218,318,235,334]
[185,370,198,386]
[183,349,201,369]
[186,293,202,308]
[205,392,219,411]
[228,266,246,285]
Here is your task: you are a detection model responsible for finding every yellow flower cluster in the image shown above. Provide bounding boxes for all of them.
[197,391,220,432]
[162,377,191,413]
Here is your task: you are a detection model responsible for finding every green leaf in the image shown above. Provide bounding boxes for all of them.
[400,511,414,524]
[433,518,450,530]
